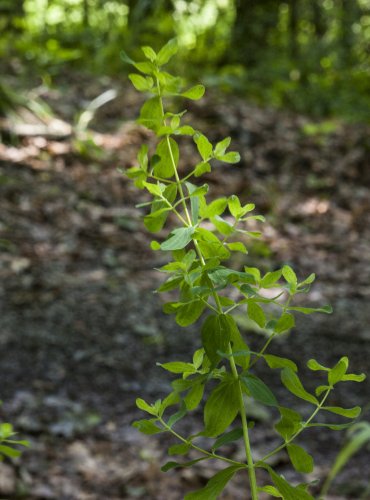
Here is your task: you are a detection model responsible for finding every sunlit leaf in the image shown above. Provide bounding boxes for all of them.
[194,133,213,161]
[214,137,231,157]
[141,46,157,62]
[182,85,205,100]
[218,152,240,164]
[157,38,179,66]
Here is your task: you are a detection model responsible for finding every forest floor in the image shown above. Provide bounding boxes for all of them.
[0,73,369,499]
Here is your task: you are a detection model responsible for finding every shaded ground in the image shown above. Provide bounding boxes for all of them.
[0,77,369,499]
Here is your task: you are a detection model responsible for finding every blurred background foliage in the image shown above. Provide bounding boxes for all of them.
[1,0,370,122]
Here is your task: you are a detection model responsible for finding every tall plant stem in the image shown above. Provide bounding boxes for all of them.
[156,82,259,500]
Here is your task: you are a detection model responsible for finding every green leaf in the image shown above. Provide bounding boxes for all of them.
[158,71,182,94]
[281,368,318,405]
[274,312,295,334]
[316,385,330,396]
[142,181,163,197]
[182,85,205,100]
[162,457,206,472]
[184,465,243,500]
[200,197,228,218]
[134,61,155,74]
[0,444,21,459]
[218,152,240,164]
[158,362,196,374]
[287,443,314,473]
[141,46,157,61]
[168,401,187,427]
[144,207,172,233]
[248,302,266,328]
[133,419,163,435]
[306,422,353,431]
[257,485,282,498]
[341,373,366,382]
[120,50,135,65]
[160,392,180,414]
[244,267,261,284]
[157,276,183,293]
[138,144,149,170]
[298,273,316,287]
[266,466,314,500]
[0,424,14,439]
[264,355,298,372]
[168,443,191,456]
[161,227,195,251]
[260,270,282,288]
[287,305,333,314]
[194,133,213,161]
[157,38,179,66]
[193,349,205,369]
[128,73,153,92]
[328,357,348,386]
[322,406,361,419]
[226,242,248,254]
[228,195,242,218]
[145,183,177,233]
[175,299,205,327]
[275,407,302,441]
[201,314,231,366]
[194,161,211,177]
[241,373,278,407]
[138,97,162,132]
[153,137,179,178]
[184,381,205,410]
[211,428,244,451]
[136,398,157,416]
[204,380,239,437]
[211,215,233,236]
[195,228,230,260]
[307,359,329,371]
[177,125,196,136]
[214,137,231,157]
[282,265,298,286]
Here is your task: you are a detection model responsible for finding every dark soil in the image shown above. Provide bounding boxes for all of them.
[0,78,369,499]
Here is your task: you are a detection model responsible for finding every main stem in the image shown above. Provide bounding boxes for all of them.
[156,81,259,499]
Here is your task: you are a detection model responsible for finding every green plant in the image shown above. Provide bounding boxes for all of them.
[0,419,29,460]
[320,418,370,499]
[123,39,366,499]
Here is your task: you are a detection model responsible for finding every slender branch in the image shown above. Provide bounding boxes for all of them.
[256,387,332,465]
[158,417,246,467]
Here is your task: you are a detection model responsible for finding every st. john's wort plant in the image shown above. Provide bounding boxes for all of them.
[122,40,366,499]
